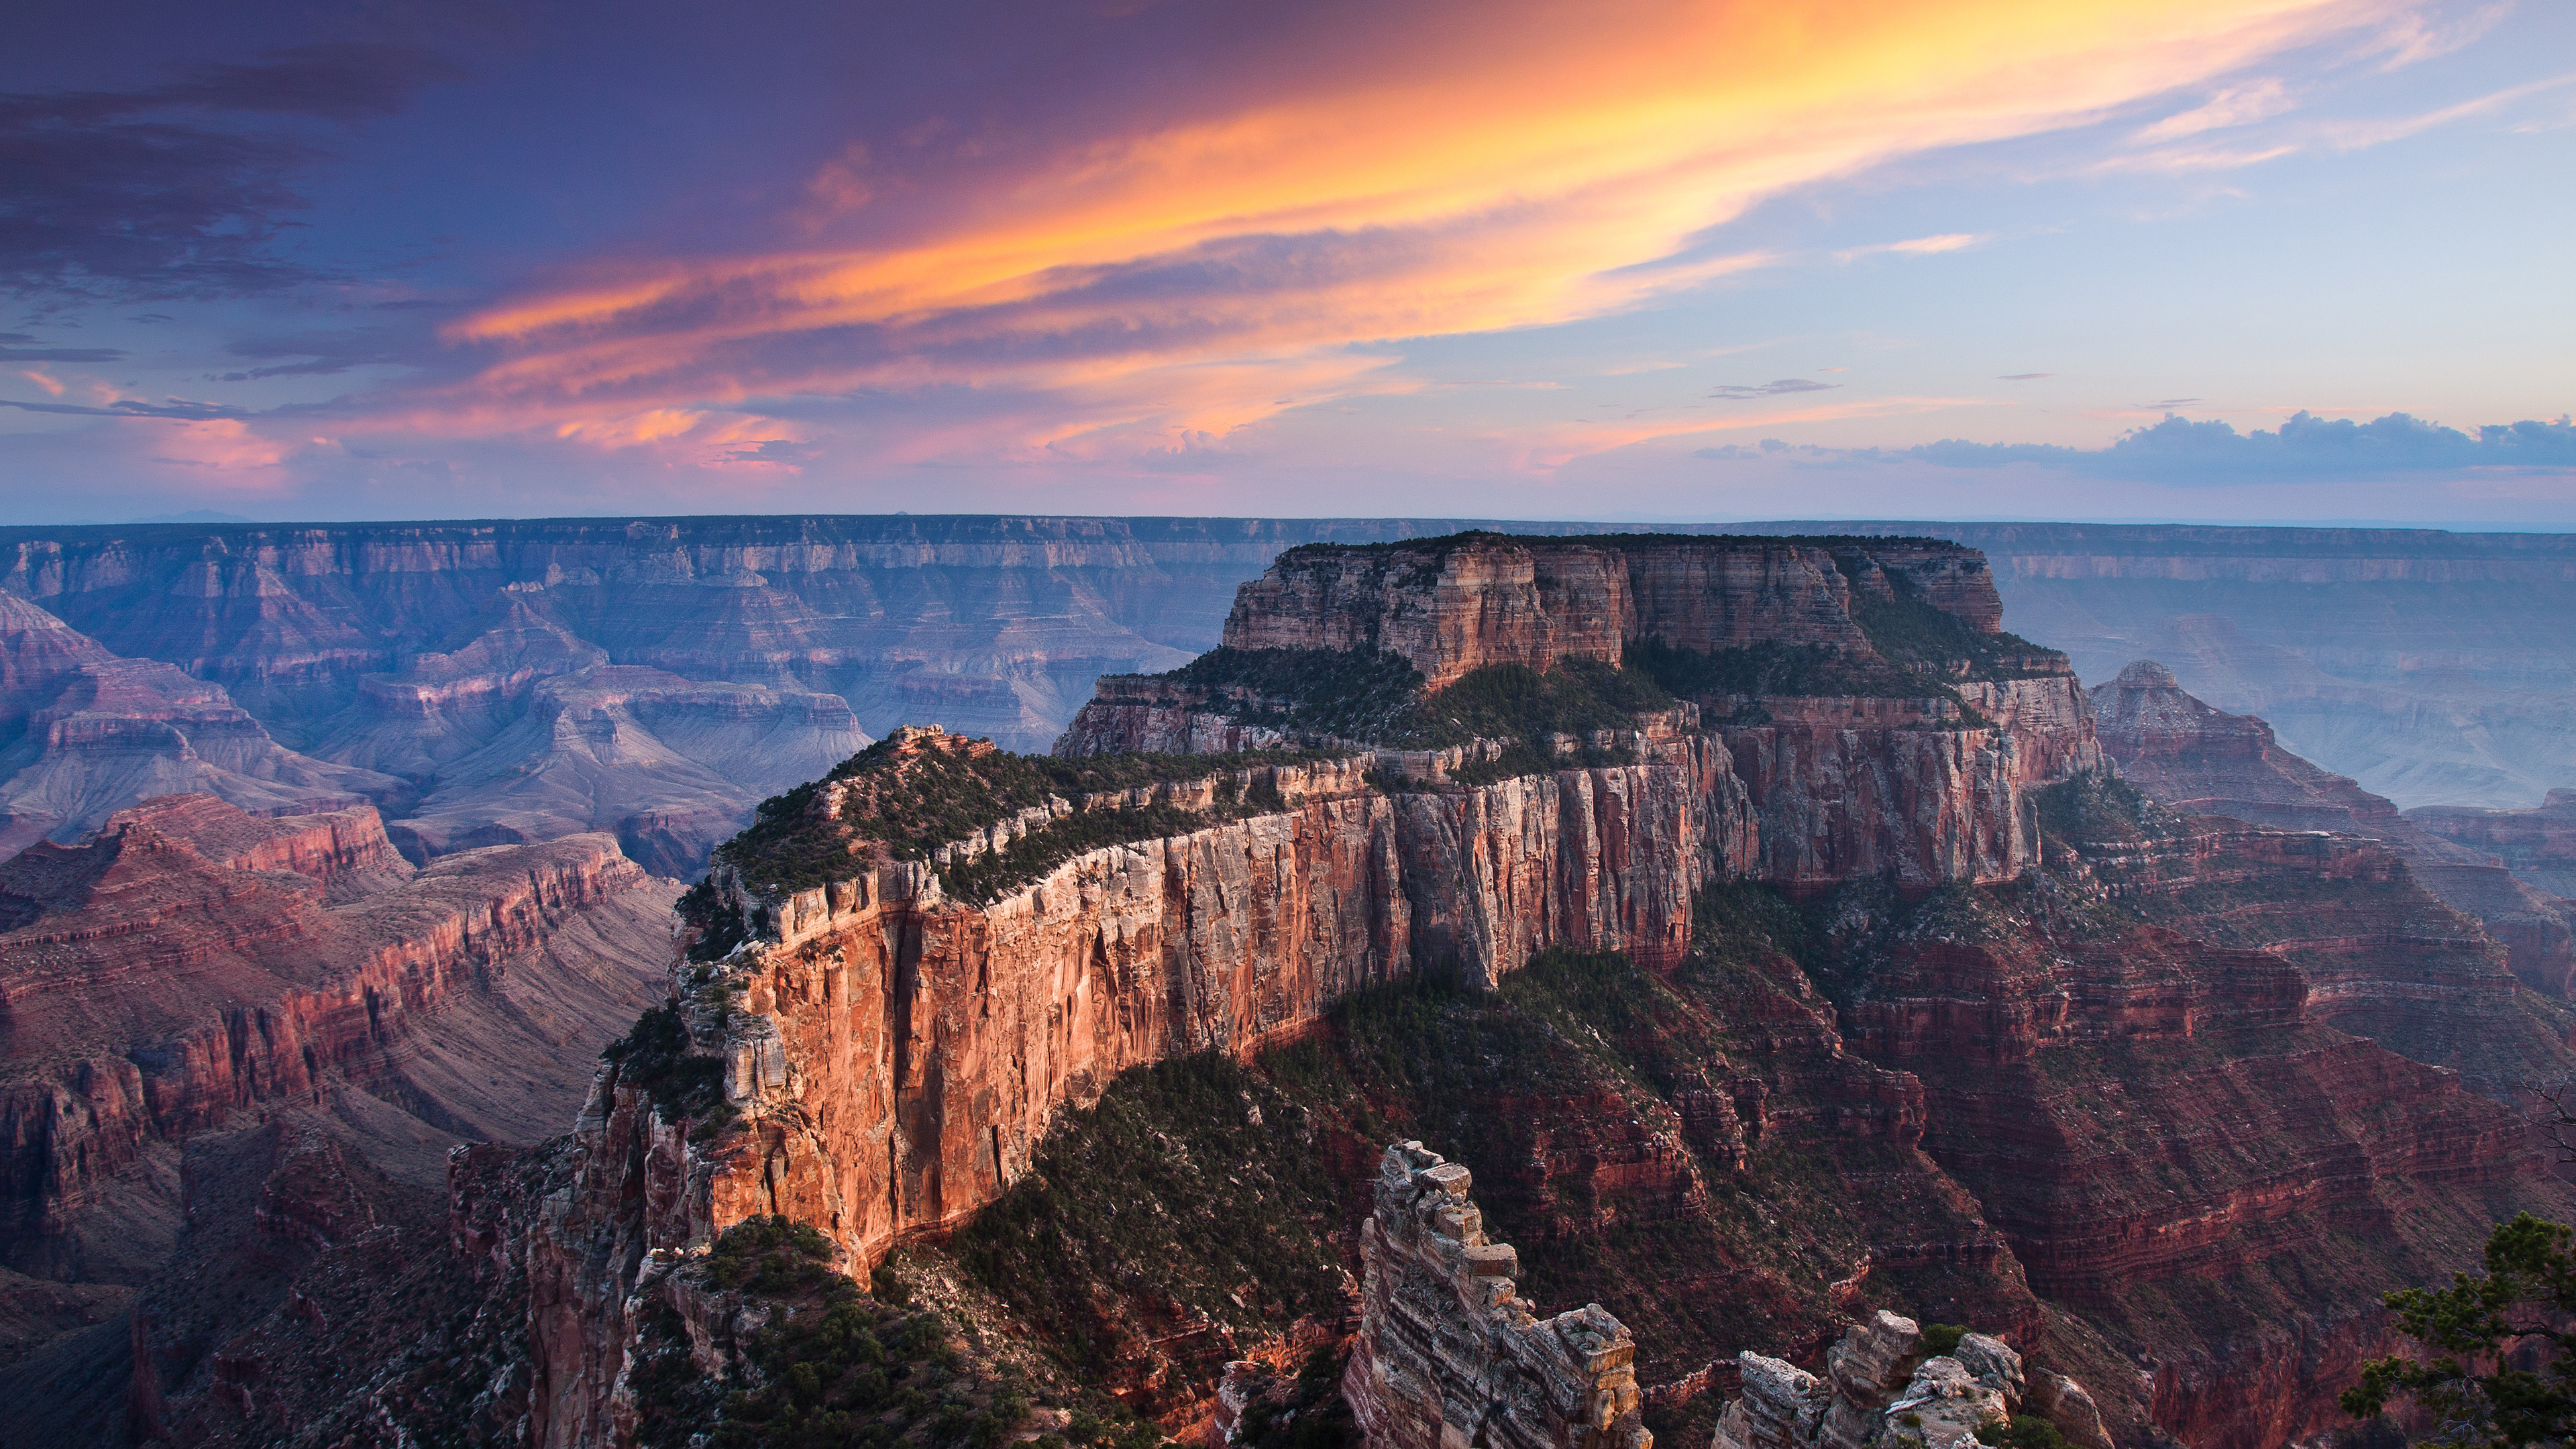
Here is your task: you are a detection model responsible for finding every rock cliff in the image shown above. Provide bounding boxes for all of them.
[2411,790,2576,898]
[1213,535,2006,690]
[1766,519,2576,809]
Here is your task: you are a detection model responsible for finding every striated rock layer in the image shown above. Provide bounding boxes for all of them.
[0,794,677,1285]
[2095,658,2576,998]
[0,592,405,860]
[1216,535,2000,689]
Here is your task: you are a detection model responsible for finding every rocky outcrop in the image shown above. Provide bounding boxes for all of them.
[2094,661,2394,829]
[1713,1313,2045,1449]
[1342,1141,1649,1449]
[0,592,405,860]
[0,794,676,1284]
[1715,1314,2120,1449]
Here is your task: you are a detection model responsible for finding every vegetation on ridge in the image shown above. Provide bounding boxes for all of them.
[625,1215,1176,1449]
[712,732,1337,896]
[1122,649,1675,766]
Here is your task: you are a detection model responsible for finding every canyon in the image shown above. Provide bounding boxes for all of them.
[1,519,2569,1449]
[6,516,2567,881]
[403,531,2565,1449]
[0,792,678,1446]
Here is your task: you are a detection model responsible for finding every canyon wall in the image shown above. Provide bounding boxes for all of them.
[1833,813,2576,1449]
[1216,535,2002,688]
[2094,658,2576,998]
[7,515,2570,830]
[0,795,676,1285]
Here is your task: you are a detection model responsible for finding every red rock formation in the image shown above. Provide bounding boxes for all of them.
[2096,659,2576,998]
[0,794,676,1282]
[1834,814,2576,1449]
[1342,1142,1650,1449]
[2412,790,2576,898]
[1214,536,2004,690]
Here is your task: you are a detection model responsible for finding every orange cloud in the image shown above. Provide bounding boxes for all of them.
[429,0,2403,449]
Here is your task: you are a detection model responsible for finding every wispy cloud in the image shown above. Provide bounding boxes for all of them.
[1832,233,1990,262]
[411,0,2394,460]
[2105,68,2576,173]
[2133,78,2294,142]
[1710,378,1841,400]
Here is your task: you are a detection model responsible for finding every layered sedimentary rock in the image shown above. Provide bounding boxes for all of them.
[1831,798,2576,1449]
[372,663,869,875]
[2095,658,2576,997]
[2412,790,2576,898]
[1342,1142,1649,1449]
[1216,535,2003,689]
[0,517,1520,753]
[1716,722,2033,892]
[0,794,677,1285]
[1069,535,2093,894]
[0,592,403,860]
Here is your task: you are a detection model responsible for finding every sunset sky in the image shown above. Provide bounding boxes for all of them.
[4,0,2571,525]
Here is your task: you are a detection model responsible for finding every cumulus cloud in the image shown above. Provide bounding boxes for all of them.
[1904,411,2576,482]
[0,42,462,299]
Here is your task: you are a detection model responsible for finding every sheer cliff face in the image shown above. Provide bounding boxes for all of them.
[0,794,676,1286]
[1216,536,2003,689]
[672,747,1746,1261]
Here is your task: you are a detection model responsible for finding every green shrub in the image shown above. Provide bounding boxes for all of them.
[713,733,1338,894]
[603,1006,727,1121]
[1996,1416,2072,1449]
[1921,1322,1970,1356]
